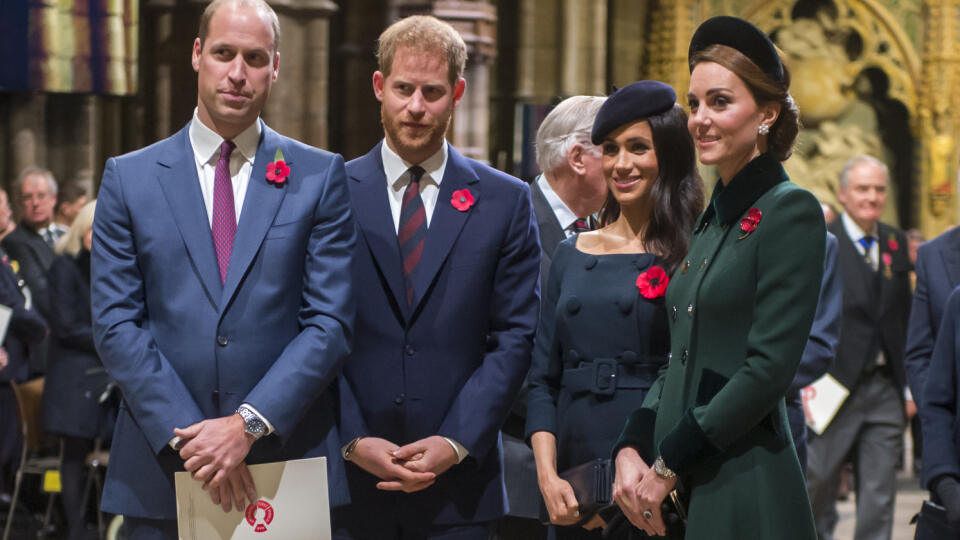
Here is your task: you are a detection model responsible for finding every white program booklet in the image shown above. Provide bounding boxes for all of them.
[802,373,850,435]
[0,304,12,344]
[175,457,330,540]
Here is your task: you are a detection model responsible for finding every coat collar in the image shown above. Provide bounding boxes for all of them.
[698,153,788,229]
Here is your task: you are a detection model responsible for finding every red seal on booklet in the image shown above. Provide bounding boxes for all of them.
[245,500,275,533]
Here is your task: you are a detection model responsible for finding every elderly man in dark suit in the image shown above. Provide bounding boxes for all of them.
[807,156,912,540]
[495,95,606,540]
[335,15,540,540]
[91,1,356,537]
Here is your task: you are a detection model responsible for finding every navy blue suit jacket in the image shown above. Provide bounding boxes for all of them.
[91,122,356,519]
[339,142,540,525]
[920,284,960,488]
[907,226,960,405]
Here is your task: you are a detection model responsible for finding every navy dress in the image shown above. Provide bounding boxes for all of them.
[526,237,669,530]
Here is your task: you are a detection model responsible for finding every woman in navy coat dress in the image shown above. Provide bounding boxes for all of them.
[525,81,703,539]
[41,201,113,540]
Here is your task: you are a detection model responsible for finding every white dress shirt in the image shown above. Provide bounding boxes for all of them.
[381,140,448,231]
[841,212,879,270]
[535,174,585,238]
[188,109,260,227]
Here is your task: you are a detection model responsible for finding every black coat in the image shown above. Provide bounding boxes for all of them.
[0,250,47,383]
[826,219,911,392]
[41,251,113,439]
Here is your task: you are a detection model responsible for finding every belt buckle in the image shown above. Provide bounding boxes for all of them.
[592,359,617,396]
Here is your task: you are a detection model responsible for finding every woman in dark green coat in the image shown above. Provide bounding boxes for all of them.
[612,16,823,539]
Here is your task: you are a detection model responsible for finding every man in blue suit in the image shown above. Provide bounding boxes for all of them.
[90,1,355,537]
[334,15,540,540]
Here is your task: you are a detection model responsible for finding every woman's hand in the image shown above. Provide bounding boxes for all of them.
[613,447,649,529]
[537,473,581,525]
[633,465,678,537]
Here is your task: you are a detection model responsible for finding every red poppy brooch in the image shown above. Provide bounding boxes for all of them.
[451,189,475,212]
[738,207,762,240]
[636,265,669,299]
[887,234,899,252]
[266,148,289,186]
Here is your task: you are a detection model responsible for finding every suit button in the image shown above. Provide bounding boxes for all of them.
[681,261,690,274]
[687,304,694,318]
[405,345,415,356]
[699,258,709,271]
[681,347,688,365]
[672,305,678,321]
[394,393,405,405]
[217,335,228,347]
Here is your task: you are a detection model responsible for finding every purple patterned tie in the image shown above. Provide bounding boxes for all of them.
[211,140,236,284]
[398,166,427,305]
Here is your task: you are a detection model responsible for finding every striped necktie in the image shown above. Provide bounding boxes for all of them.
[398,166,427,305]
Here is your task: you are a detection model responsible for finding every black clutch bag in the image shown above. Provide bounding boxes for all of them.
[911,500,960,540]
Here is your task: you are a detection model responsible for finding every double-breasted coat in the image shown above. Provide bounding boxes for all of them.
[616,153,823,539]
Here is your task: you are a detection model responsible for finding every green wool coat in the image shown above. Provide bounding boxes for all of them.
[616,153,824,539]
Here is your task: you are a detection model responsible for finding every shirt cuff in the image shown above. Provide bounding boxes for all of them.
[241,403,275,435]
[905,386,913,401]
[443,437,469,463]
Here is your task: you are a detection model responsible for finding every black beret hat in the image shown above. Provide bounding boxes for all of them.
[590,80,677,145]
[688,16,784,84]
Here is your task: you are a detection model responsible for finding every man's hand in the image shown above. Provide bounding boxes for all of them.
[906,398,918,419]
[612,447,650,530]
[0,347,7,372]
[175,414,253,490]
[205,462,258,513]
[393,435,458,477]
[348,437,436,493]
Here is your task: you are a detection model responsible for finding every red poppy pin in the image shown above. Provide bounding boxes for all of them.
[451,189,475,212]
[739,207,762,240]
[887,234,899,251]
[266,148,289,186]
[636,265,669,299]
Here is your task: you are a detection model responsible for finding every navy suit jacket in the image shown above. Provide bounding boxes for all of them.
[920,284,960,488]
[91,122,356,519]
[907,226,960,404]
[339,142,540,525]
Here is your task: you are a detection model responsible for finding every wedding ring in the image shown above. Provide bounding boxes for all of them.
[642,510,653,520]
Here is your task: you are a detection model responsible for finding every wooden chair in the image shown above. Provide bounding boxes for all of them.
[2,378,60,540]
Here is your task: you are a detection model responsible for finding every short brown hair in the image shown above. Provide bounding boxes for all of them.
[377,15,467,85]
[198,0,280,53]
[691,44,799,161]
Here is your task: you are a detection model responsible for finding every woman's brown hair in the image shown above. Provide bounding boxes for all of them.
[690,44,799,161]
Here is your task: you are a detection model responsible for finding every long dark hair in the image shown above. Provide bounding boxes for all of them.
[597,104,704,273]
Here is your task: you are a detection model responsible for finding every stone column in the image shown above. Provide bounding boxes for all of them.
[559,0,606,96]
[608,0,647,87]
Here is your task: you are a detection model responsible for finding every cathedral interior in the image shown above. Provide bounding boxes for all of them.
[1,0,958,238]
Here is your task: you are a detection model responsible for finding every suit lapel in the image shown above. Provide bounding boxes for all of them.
[348,143,407,314]
[156,127,221,308]
[220,123,287,312]
[829,220,877,320]
[410,146,480,312]
[942,229,960,287]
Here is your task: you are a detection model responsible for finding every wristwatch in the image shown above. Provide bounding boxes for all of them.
[236,404,267,440]
[653,456,676,479]
[342,437,364,461]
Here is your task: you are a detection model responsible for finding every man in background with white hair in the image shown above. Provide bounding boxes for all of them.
[497,95,606,540]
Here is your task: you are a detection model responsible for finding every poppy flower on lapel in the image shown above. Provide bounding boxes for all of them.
[738,207,762,239]
[636,265,669,299]
[451,189,475,212]
[266,148,289,186]
[887,234,899,251]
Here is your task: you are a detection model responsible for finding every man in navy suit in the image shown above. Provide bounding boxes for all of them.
[334,15,540,540]
[90,1,355,537]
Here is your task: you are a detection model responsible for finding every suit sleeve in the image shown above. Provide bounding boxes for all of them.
[659,189,825,474]
[921,286,960,488]
[906,246,933,403]
[91,157,206,453]
[790,231,842,393]
[524,241,565,439]
[241,153,356,437]
[437,181,541,460]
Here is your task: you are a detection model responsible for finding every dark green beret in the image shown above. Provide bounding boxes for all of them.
[590,80,677,145]
[688,15,784,84]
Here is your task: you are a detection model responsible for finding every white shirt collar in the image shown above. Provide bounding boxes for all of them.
[841,212,878,243]
[188,108,261,166]
[381,140,448,190]
[536,174,579,230]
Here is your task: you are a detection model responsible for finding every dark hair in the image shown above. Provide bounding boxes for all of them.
[597,104,704,273]
[691,44,799,161]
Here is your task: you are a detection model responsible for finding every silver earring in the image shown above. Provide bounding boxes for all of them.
[758,124,770,135]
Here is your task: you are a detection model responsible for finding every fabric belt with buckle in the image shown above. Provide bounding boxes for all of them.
[562,356,665,396]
